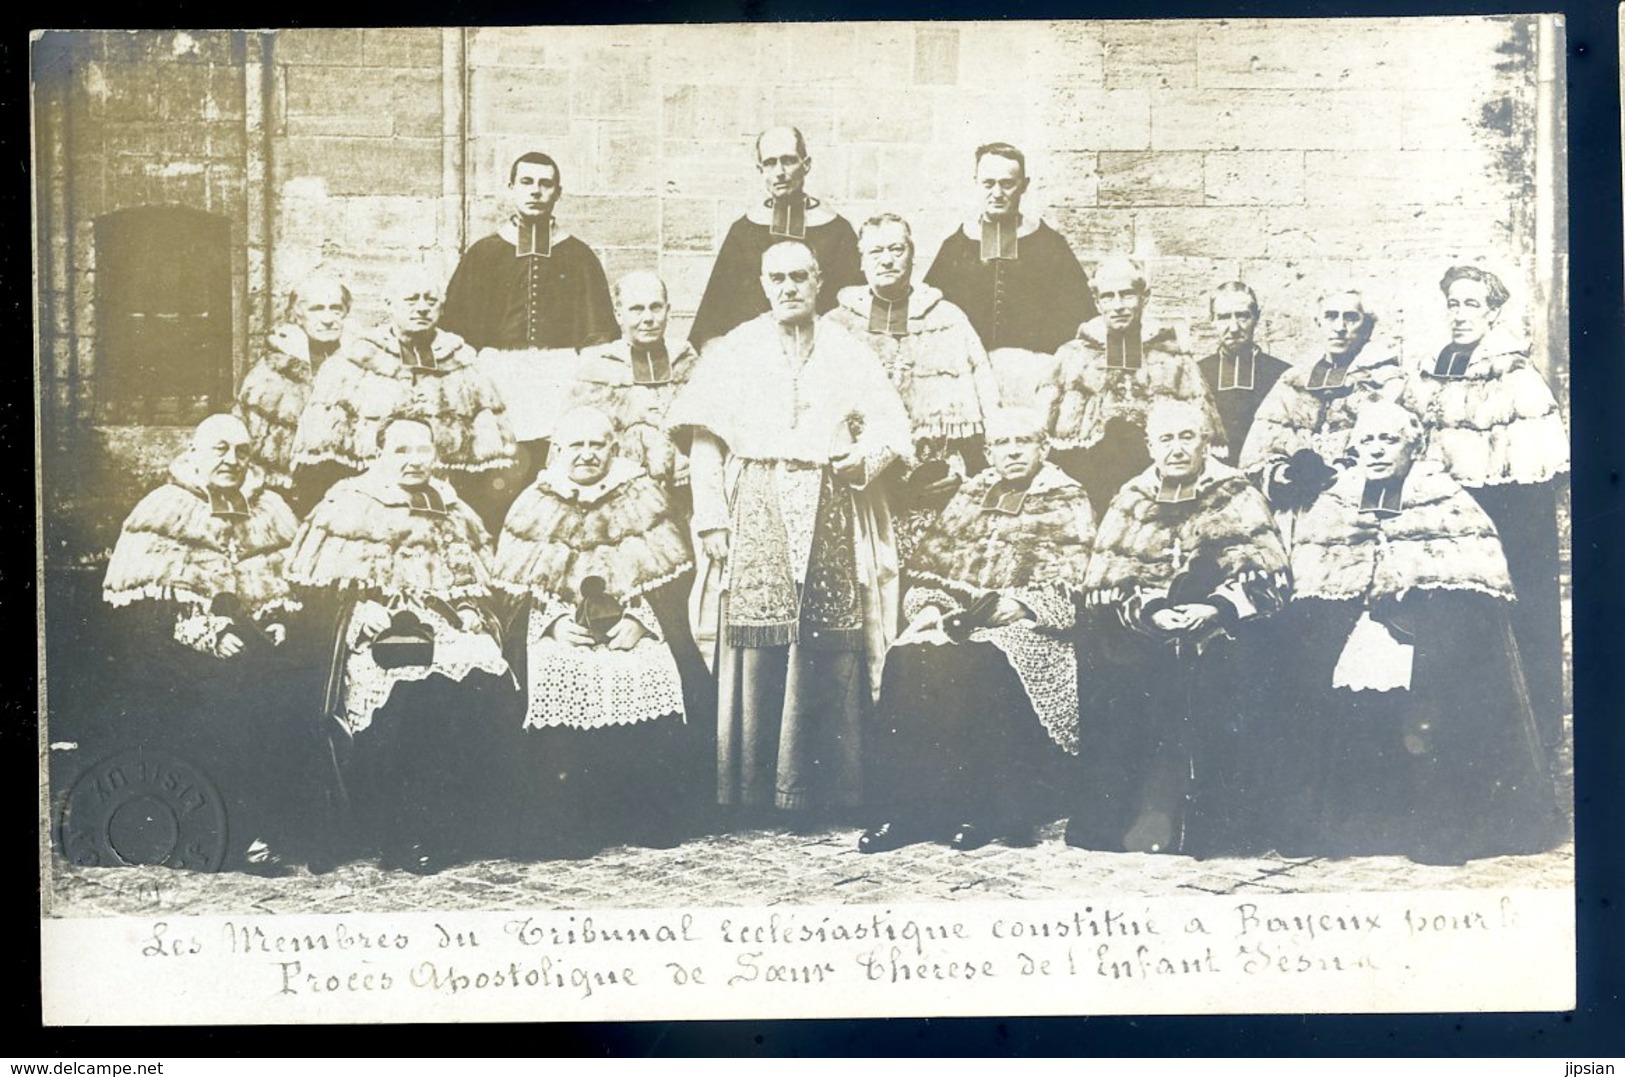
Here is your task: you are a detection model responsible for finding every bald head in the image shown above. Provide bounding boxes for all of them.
[188,414,252,490]
[613,270,670,347]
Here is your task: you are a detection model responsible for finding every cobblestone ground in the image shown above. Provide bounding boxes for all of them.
[47,826,1574,918]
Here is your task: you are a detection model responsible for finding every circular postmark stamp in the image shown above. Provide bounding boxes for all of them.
[59,747,228,872]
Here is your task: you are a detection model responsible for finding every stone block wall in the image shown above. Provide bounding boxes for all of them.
[33,19,1561,561]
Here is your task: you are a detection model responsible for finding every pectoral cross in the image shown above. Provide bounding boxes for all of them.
[1167,534,1185,575]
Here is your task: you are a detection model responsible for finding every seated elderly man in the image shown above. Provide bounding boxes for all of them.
[1046,256,1223,512]
[567,270,714,728]
[860,407,1093,853]
[291,267,516,526]
[101,414,315,874]
[1279,401,1563,864]
[823,212,1002,557]
[286,417,514,874]
[234,272,352,514]
[1069,399,1289,858]
[493,406,697,856]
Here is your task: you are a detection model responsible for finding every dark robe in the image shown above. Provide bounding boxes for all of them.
[285,475,517,868]
[1278,462,1564,864]
[1197,345,1292,466]
[868,464,1094,839]
[688,209,863,350]
[100,466,323,870]
[1070,460,1290,858]
[1397,329,1570,751]
[440,225,618,353]
[923,219,1096,354]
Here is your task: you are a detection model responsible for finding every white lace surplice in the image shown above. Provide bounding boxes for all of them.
[341,604,511,735]
[523,608,685,731]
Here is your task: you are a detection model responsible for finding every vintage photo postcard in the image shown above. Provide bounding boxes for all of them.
[34,18,1575,1025]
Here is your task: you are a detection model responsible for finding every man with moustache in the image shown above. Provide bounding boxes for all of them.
[1196,281,1291,466]
[235,273,353,513]
[667,240,911,821]
[688,126,864,351]
[923,142,1095,356]
[1069,399,1289,858]
[291,267,515,527]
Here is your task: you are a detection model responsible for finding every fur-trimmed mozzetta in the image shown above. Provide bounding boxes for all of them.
[284,473,493,600]
[910,463,1095,597]
[1081,459,1289,608]
[1398,330,1570,488]
[234,325,322,490]
[1047,316,1225,456]
[823,284,1002,442]
[1237,345,1407,479]
[492,457,694,606]
[103,463,299,618]
[1290,460,1514,602]
[567,338,699,487]
[289,327,516,475]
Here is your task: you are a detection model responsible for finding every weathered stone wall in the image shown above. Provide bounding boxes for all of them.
[34,19,1559,560]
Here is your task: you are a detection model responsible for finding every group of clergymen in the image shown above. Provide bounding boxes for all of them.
[99,128,1571,877]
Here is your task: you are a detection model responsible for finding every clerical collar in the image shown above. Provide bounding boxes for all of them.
[766,194,813,239]
[1358,475,1407,517]
[207,487,249,519]
[1215,345,1257,391]
[1430,343,1477,379]
[398,332,439,371]
[629,340,672,385]
[981,473,1035,515]
[867,289,910,336]
[1105,328,1144,371]
[1155,475,1199,504]
[308,338,339,366]
[1306,356,1354,391]
[404,484,447,517]
[979,216,1019,263]
[515,216,553,258]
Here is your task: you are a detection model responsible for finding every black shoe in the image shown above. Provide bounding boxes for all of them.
[1000,824,1041,848]
[394,844,452,876]
[948,822,990,852]
[858,821,915,854]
